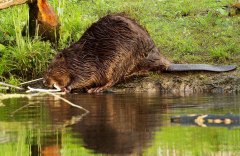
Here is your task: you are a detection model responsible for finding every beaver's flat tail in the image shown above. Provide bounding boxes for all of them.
[166,64,237,72]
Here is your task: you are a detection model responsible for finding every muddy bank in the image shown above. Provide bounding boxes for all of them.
[17,71,240,95]
[112,71,240,95]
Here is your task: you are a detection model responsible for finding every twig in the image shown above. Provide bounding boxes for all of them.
[0,82,24,90]
[20,78,43,86]
[27,86,89,113]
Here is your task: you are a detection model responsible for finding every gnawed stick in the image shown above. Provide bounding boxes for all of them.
[0,82,24,90]
[26,86,61,93]
[27,86,89,113]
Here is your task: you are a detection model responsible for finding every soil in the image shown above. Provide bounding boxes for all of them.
[111,70,240,95]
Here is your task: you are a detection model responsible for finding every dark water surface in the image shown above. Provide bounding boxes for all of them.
[0,93,240,156]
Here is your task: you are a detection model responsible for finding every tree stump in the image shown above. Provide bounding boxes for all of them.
[0,0,60,43]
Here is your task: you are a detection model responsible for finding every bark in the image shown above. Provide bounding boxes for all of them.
[0,0,29,9]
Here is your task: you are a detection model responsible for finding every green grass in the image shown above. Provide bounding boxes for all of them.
[0,0,239,84]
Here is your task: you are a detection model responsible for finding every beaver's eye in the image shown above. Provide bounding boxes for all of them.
[57,53,63,59]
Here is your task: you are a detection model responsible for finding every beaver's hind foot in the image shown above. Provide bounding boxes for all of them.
[87,80,115,93]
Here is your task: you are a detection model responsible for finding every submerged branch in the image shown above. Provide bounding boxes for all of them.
[45,91,89,113]
[27,86,89,113]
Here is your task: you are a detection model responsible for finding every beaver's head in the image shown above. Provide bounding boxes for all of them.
[43,52,72,91]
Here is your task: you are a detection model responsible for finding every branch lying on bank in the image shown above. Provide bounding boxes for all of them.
[0,86,9,90]
[0,78,44,91]
[0,82,24,90]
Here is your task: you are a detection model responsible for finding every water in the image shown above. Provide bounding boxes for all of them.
[0,93,240,156]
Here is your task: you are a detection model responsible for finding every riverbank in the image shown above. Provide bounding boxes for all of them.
[112,70,240,95]
[0,0,239,91]
[17,70,239,95]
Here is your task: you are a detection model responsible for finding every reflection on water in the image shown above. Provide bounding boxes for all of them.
[0,93,240,155]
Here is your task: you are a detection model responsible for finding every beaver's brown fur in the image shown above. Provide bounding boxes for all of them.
[42,13,176,93]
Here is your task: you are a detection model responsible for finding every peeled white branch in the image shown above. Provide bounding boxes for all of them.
[26,86,61,93]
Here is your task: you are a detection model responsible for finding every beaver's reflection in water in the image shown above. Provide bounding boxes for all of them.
[67,93,167,155]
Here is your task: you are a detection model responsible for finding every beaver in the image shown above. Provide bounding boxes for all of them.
[43,13,236,93]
